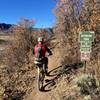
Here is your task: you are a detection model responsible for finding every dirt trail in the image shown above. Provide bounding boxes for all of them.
[24,50,60,100]
[24,46,83,100]
[0,34,14,41]
[24,89,52,100]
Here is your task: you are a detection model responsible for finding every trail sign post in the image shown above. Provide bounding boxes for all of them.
[79,31,95,72]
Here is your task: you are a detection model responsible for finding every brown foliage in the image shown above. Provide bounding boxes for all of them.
[2,18,55,99]
[5,18,35,66]
[53,0,100,65]
[0,18,36,99]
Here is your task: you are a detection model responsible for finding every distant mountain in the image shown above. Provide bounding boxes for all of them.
[0,23,54,36]
[0,23,12,31]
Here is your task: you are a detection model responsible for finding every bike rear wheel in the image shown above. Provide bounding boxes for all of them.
[37,66,45,91]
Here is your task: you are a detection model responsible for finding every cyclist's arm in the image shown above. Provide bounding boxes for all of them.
[45,46,52,55]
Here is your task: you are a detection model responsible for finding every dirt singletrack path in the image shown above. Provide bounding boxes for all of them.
[24,49,60,100]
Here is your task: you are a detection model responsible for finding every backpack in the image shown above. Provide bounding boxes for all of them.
[34,44,46,64]
[36,46,42,60]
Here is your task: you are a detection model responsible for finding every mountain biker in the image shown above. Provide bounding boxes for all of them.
[33,37,52,75]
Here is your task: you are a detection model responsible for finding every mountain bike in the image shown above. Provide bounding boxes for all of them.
[34,54,51,91]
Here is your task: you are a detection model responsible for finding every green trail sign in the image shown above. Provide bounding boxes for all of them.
[79,31,95,61]
[79,31,95,52]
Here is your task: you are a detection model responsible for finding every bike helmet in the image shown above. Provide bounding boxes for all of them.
[38,37,43,42]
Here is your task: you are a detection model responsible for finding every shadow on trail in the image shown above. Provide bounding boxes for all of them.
[41,62,83,92]
[0,39,12,45]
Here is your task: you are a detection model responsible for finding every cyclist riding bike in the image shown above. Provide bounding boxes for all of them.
[33,37,52,76]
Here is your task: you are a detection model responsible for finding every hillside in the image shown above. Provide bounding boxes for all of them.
[0,31,99,100]
[0,0,100,100]
[0,23,12,32]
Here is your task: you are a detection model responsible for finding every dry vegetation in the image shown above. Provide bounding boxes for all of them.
[53,0,100,64]
[0,18,36,99]
[0,18,54,99]
[50,0,100,99]
[0,0,100,100]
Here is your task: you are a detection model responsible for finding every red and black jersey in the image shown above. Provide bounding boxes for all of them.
[34,42,52,58]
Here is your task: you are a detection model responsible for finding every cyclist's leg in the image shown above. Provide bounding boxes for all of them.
[43,57,48,75]
[36,64,43,75]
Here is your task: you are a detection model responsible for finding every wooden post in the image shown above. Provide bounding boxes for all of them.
[84,60,86,73]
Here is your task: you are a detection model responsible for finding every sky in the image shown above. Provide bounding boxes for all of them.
[0,0,56,28]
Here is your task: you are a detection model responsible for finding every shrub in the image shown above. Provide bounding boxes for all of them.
[76,74,99,95]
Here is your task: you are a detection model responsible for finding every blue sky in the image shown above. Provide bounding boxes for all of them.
[0,0,56,28]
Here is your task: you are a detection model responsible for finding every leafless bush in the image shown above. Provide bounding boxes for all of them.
[5,18,35,66]
[53,0,100,65]
[0,18,36,99]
